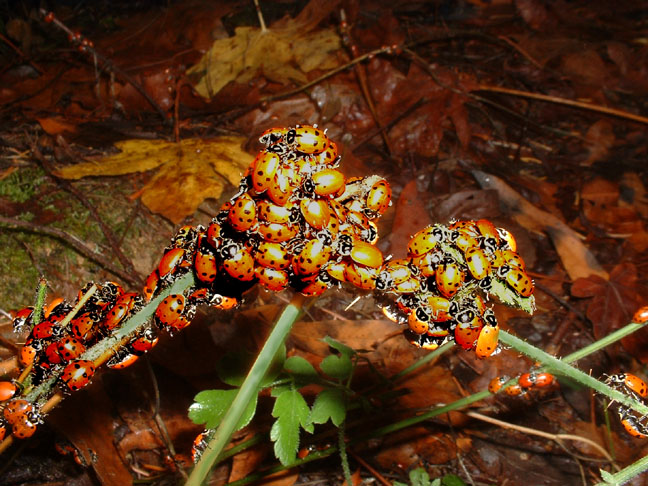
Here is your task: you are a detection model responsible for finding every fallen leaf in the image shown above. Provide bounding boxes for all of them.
[55,137,252,223]
[36,117,78,136]
[473,170,608,280]
[582,120,615,165]
[188,0,342,98]
[571,263,640,338]
[389,180,434,258]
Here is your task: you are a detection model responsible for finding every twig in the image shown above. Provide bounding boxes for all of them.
[476,85,648,125]
[32,145,142,285]
[348,449,392,486]
[39,9,168,122]
[0,215,139,287]
[0,32,43,74]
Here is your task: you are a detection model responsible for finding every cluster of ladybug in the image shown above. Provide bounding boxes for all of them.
[378,219,534,358]
[488,370,556,397]
[1,124,535,447]
[605,373,648,439]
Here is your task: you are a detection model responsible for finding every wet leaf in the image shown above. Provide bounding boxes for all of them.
[188,1,342,98]
[55,137,252,223]
[189,389,258,430]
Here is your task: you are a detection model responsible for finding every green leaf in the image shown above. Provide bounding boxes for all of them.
[320,354,353,381]
[598,470,617,485]
[441,474,466,486]
[270,388,313,465]
[409,468,432,486]
[218,344,286,388]
[322,336,354,358]
[188,389,257,430]
[284,356,318,379]
[310,388,346,426]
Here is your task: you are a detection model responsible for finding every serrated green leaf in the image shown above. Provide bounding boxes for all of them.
[441,474,466,486]
[270,383,292,397]
[188,389,257,430]
[270,388,313,465]
[310,388,347,426]
[409,467,432,486]
[217,344,286,388]
[284,356,318,379]
[320,354,353,380]
[322,336,355,357]
[598,470,617,485]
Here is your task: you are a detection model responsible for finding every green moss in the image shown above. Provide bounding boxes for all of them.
[0,167,44,203]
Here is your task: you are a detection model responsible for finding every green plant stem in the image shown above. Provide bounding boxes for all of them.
[185,294,305,486]
[595,454,648,486]
[390,340,455,382]
[499,331,648,416]
[338,422,352,486]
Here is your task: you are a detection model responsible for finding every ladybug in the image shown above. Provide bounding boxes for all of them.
[107,349,140,369]
[292,125,330,154]
[393,278,421,294]
[633,306,648,324]
[488,376,510,394]
[475,323,500,359]
[44,341,64,365]
[228,193,257,232]
[346,209,370,233]
[300,199,330,230]
[192,430,211,463]
[12,306,33,332]
[495,249,526,270]
[12,414,38,439]
[403,329,446,351]
[497,227,517,252]
[71,312,97,342]
[194,249,218,283]
[501,267,534,297]
[454,310,484,350]
[61,360,95,392]
[365,179,391,216]
[43,297,66,319]
[158,248,186,278]
[448,220,478,234]
[464,247,491,280]
[425,295,453,322]
[31,319,59,341]
[344,262,378,290]
[606,373,648,398]
[324,260,347,283]
[222,246,256,282]
[206,221,223,249]
[256,266,290,292]
[257,222,298,243]
[295,272,331,297]
[57,337,86,362]
[435,262,465,299]
[3,399,33,425]
[314,140,339,166]
[209,294,239,311]
[259,126,290,146]
[102,293,140,331]
[504,383,525,397]
[408,226,440,257]
[0,424,6,441]
[143,269,160,302]
[617,407,648,439]
[350,241,383,269]
[475,219,499,244]
[267,171,294,206]
[257,200,293,224]
[519,372,555,390]
[410,250,440,278]
[310,169,346,198]
[451,231,480,253]
[130,328,159,355]
[155,294,186,329]
[251,150,281,193]
[0,381,17,402]
[255,241,291,270]
[293,240,332,275]
[171,225,198,250]
[408,307,431,334]
[19,341,38,367]
[328,199,348,223]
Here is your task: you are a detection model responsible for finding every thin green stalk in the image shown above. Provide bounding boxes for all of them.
[338,422,352,485]
[596,454,648,486]
[499,331,648,416]
[185,294,305,486]
[391,340,454,382]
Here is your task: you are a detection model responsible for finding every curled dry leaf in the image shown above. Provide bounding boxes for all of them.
[55,137,252,223]
[473,170,608,280]
[188,0,342,98]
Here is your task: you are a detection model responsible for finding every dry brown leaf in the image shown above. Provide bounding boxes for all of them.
[473,170,608,280]
[188,1,342,98]
[36,117,78,136]
[389,180,434,259]
[582,120,615,165]
[55,137,252,223]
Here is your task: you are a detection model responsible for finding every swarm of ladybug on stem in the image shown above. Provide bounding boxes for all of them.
[1,125,536,448]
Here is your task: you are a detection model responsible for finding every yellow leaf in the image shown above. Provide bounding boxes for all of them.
[55,137,253,223]
[188,8,341,99]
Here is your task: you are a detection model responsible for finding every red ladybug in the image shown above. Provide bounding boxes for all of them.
[155,294,186,329]
[61,360,96,392]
